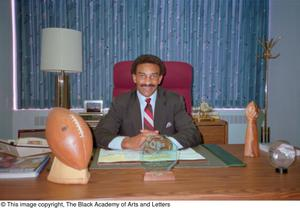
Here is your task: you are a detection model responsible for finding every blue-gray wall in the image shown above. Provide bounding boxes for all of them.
[0,0,13,139]
[269,0,300,146]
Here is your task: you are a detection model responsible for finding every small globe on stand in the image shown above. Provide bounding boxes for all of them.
[268,140,296,174]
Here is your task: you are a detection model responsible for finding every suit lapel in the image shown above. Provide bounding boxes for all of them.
[128,92,142,132]
[154,88,167,132]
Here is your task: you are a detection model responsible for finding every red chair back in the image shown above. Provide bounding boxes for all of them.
[113,61,192,114]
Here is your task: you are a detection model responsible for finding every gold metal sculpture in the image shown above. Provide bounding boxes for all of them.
[258,37,280,143]
[196,101,220,121]
[199,101,213,120]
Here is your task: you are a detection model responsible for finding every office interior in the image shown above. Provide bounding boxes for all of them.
[0,0,299,147]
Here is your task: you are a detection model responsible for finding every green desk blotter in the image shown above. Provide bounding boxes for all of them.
[202,144,246,167]
[89,144,246,170]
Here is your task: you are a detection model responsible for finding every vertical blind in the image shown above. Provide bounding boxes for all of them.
[16,0,268,109]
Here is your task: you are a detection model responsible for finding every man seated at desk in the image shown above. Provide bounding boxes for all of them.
[95,54,202,150]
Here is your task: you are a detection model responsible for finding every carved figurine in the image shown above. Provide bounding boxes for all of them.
[244,101,260,157]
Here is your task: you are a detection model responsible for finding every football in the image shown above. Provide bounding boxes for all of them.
[45,108,93,170]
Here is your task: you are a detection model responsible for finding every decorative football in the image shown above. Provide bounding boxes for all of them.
[45,107,93,170]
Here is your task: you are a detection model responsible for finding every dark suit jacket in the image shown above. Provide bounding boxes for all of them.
[94,87,202,149]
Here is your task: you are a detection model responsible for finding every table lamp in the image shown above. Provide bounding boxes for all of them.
[41,28,82,108]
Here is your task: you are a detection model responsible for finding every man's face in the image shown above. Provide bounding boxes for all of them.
[132,63,163,97]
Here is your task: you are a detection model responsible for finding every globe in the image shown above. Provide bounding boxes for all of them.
[269,140,296,174]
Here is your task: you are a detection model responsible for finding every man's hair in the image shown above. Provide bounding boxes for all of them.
[131,54,166,75]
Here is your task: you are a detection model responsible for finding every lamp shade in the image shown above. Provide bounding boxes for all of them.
[41,28,82,72]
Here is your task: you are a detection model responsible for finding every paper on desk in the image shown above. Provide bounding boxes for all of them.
[0,139,51,157]
[179,148,205,160]
[98,147,205,163]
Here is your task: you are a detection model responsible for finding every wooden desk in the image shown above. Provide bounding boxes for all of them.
[1,145,300,200]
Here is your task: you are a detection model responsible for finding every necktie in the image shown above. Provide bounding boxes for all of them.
[144,98,154,130]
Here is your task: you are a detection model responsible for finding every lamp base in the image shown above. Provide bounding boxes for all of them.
[55,71,70,108]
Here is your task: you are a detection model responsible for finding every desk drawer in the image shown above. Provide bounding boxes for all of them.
[194,119,228,144]
[197,125,226,144]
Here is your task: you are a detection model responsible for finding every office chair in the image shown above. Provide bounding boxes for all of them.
[113,61,193,114]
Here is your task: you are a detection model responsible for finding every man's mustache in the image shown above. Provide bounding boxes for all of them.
[140,84,155,87]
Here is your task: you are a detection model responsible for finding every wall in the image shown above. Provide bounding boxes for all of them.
[269,0,300,147]
[0,0,13,139]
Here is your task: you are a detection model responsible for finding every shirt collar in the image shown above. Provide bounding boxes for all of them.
[137,90,157,106]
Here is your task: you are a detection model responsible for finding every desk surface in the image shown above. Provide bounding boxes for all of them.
[1,144,300,200]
